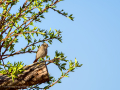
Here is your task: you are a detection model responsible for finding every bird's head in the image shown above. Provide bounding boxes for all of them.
[42,43,48,49]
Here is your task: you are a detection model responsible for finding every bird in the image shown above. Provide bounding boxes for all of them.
[33,43,48,63]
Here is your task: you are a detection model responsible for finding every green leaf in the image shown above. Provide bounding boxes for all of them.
[15,22,17,27]
[0,35,3,40]
[57,80,61,83]
[23,16,27,20]
[31,33,34,38]
[30,22,34,26]
[38,8,42,11]
[12,76,15,82]
[64,75,68,77]
[49,28,51,33]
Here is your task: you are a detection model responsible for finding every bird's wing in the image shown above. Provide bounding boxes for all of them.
[36,46,41,58]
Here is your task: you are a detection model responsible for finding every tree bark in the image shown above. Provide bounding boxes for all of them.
[0,61,49,90]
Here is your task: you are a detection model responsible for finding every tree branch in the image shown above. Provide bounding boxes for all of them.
[0,61,49,90]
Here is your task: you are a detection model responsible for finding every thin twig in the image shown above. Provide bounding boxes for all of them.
[0,0,60,42]
[2,37,58,60]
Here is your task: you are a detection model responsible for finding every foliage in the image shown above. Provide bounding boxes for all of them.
[0,0,82,89]
[0,61,24,81]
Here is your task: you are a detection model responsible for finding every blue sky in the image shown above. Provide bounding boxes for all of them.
[1,0,120,90]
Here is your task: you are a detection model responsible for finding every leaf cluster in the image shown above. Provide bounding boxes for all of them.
[0,61,24,81]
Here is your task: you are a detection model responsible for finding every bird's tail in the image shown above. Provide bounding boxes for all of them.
[33,59,38,63]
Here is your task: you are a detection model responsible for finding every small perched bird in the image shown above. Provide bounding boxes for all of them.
[33,43,48,63]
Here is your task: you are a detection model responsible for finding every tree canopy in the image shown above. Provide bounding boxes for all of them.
[0,0,82,89]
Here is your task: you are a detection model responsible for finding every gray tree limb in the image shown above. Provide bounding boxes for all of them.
[0,61,49,90]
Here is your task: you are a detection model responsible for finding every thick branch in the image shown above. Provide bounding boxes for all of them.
[0,61,49,90]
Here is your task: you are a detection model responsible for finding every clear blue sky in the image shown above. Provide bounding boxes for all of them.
[1,0,120,90]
